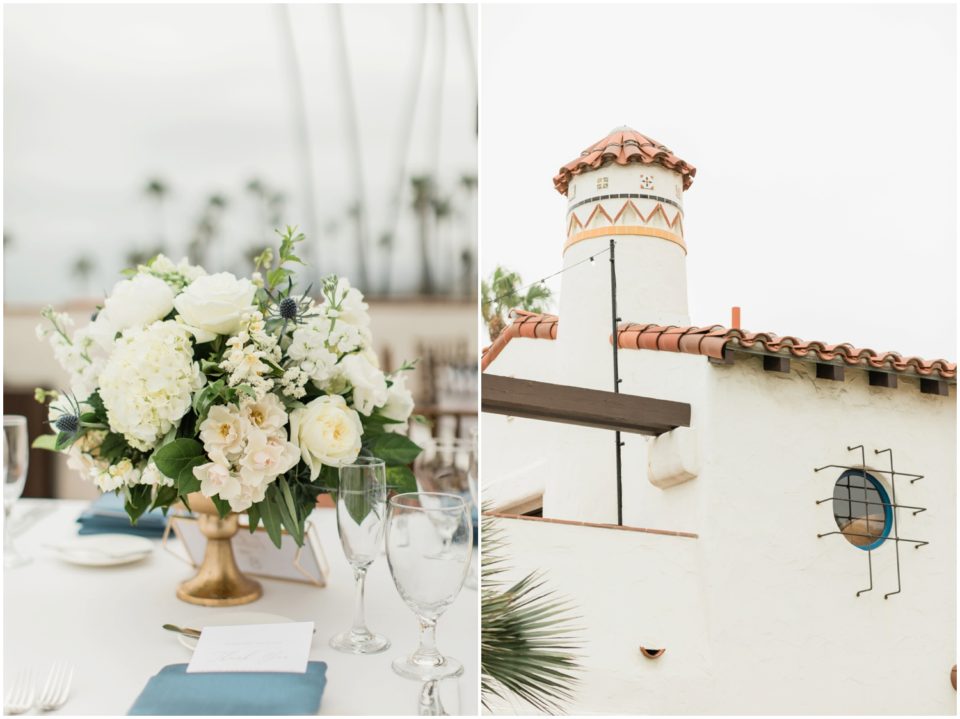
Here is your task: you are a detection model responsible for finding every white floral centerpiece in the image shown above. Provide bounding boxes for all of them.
[34,228,420,547]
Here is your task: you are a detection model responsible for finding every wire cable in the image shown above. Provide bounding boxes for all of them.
[480,246,610,307]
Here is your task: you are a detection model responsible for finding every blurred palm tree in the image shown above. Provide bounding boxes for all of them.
[411,175,436,295]
[459,173,478,297]
[275,6,319,271]
[482,510,581,713]
[431,195,452,294]
[186,193,229,267]
[332,4,369,290]
[379,3,429,296]
[144,177,169,251]
[70,255,96,294]
[481,265,553,341]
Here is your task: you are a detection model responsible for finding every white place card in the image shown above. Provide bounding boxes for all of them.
[186,621,314,674]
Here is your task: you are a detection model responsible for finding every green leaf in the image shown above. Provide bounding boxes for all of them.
[31,434,58,451]
[150,484,179,512]
[98,432,130,463]
[275,477,304,545]
[386,465,417,494]
[124,484,153,524]
[54,431,77,451]
[364,433,422,465]
[247,503,261,533]
[210,494,231,519]
[259,494,284,549]
[153,438,206,494]
[86,392,107,420]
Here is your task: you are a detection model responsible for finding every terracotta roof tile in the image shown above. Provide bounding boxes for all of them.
[480,311,956,382]
[480,310,558,371]
[616,323,957,381]
[553,126,697,196]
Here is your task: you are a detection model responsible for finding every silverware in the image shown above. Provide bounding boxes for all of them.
[37,662,72,713]
[4,669,34,715]
[162,623,202,639]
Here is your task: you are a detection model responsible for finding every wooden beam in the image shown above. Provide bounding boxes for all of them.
[482,375,690,436]
[708,347,735,365]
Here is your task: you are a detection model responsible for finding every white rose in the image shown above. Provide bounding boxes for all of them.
[173,272,257,340]
[194,462,242,502]
[381,373,415,432]
[289,395,363,479]
[100,274,175,331]
[339,352,388,416]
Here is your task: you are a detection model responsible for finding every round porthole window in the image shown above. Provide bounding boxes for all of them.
[832,470,892,550]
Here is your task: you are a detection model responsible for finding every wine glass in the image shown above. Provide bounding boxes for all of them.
[414,439,474,560]
[386,492,472,680]
[330,456,390,654]
[3,415,31,568]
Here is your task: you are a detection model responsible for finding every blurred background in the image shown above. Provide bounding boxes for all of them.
[3,3,478,499]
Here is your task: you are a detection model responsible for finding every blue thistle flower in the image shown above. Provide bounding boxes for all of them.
[54,414,80,435]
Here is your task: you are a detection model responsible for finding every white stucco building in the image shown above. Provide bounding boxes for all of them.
[481,127,956,714]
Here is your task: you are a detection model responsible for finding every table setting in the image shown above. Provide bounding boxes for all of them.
[3,233,479,715]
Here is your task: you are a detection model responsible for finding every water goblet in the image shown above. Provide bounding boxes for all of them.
[386,492,472,680]
[329,456,390,654]
[3,415,30,568]
[414,439,474,560]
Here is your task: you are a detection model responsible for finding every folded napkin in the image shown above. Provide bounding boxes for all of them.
[77,492,167,538]
[128,662,328,716]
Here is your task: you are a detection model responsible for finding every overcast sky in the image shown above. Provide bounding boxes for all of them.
[481,3,956,361]
[4,4,477,302]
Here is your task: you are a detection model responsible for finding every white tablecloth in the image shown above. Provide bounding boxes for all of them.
[3,500,477,715]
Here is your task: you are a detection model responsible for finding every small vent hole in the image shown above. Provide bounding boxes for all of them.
[639,646,665,659]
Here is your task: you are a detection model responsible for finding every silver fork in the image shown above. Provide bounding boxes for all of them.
[4,669,34,715]
[36,663,73,713]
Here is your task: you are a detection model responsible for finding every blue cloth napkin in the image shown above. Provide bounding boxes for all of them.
[77,492,167,538]
[128,662,328,715]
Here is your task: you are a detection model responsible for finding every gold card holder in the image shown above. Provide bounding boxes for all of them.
[163,511,329,587]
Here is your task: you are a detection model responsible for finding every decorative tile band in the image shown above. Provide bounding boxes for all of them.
[563,226,687,254]
[483,511,699,538]
[567,191,683,215]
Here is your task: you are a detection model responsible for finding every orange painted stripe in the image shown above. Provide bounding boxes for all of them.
[563,225,687,254]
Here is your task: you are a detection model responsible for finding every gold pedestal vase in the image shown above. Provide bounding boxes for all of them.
[176,493,262,607]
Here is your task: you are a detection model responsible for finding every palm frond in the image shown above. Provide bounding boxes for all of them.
[481,508,583,714]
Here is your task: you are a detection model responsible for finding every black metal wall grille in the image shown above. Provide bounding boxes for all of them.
[814,445,928,599]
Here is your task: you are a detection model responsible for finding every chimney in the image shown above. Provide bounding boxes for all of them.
[731,306,741,330]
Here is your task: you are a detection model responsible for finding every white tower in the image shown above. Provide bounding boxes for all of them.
[554,127,696,387]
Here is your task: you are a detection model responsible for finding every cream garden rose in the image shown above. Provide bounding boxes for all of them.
[339,352,388,416]
[289,394,363,479]
[173,272,257,340]
[100,274,175,331]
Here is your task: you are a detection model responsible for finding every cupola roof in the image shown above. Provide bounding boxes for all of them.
[553,126,696,196]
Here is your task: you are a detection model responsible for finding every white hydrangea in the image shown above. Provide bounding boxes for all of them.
[381,372,416,432]
[193,394,300,513]
[99,321,205,451]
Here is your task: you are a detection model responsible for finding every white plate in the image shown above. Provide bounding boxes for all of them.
[174,611,296,650]
[47,534,154,567]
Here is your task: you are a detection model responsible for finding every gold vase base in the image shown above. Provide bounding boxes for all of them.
[176,575,263,607]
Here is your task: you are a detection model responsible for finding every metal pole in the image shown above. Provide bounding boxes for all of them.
[609,239,623,525]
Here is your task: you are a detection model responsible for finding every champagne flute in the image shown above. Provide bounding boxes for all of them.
[3,415,31,568]
[330,456,390,654]
[386,492,471,680]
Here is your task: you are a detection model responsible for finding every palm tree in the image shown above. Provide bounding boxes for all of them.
[70,255,96,294]
[411,175,436,295]
[379,3,429,296]
[481,265,553,341]
[275,6,320,270]
[482,510,582,713]
[431,195,452,293]
[187,193,229,267]
[331,4,370,291]
[459,173,478,297]
[144,177,168,251]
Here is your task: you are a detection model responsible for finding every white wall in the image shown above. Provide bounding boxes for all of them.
[483,340,956,714]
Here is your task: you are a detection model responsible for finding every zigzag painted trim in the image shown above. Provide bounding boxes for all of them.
[567,200,684,237]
